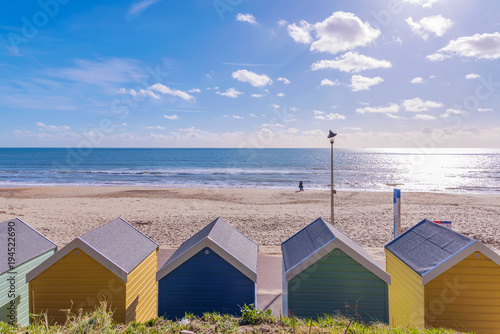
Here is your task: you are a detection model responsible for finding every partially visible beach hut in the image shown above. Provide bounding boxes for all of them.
[385,218,500,333]
[282,217,390,323]
[157,217,258,319]
[27,218,158,324]
[0,218,56,326]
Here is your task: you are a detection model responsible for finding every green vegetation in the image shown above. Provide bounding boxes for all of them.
[0,302,468,334]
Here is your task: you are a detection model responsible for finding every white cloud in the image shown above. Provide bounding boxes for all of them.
[406,15,453,40]
[250,113,258,117]
[426,53,451,62]
[356,103,400,114]
[164,115,178,120]
[51,58,146,90]
[315,113,346,120]
[410,77,424,84]
[320,79,340,86]
[287,20,313,44]
[251,94,264,98]
[413,114,437,120]
[146,126,166,130]
[261,122,285,128]
[312,51,391,72]
[272,104,280,109]
[427,32,500,61]
[217,88,244,98]
[188,88,201,93]
[127,0,161,17]
[276,77,291,84]
[277,92,285,97]
[288,12,380,54]
[117,88,161,99]
[148,83,194,101]
[314,110,325,115]
[311,12,381,54]
[403,97,443,112]
[12,125,500,148]
[233,115,244,119]
[36,122,71,132]
[478,108,493,112]
[342,127,362,131]
[465,73,480,80]
[386,114,403,119]
[401,0,440,8]
[290,107,299,112]
[236,13,257,24]
[440,108,467,118]
[350,75,384,91]
[232,69,272,87]
[278,19,288,27]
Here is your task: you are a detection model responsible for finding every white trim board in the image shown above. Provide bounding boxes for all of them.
[156,237,257,282]
[26,238,130,283]
[422,241,500,285]
[284,238,391,285]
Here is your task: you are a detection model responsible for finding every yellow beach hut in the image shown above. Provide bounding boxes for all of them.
[385,218,500,333]
[26,218,158,324]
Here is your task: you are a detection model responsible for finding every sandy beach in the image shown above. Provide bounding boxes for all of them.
[1,187,499,257]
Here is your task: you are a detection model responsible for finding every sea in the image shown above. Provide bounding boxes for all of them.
[0,147,499,194]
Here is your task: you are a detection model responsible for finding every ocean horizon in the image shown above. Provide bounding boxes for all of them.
[1,147,499,194]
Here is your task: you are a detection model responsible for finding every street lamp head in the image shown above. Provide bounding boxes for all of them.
[327,130,337,144]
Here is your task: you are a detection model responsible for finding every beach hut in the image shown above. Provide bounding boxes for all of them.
[26,218,158,324]
[282,217,390,323]
[385,218,500,333]
[157,217,258,319]
[0,218,56,326]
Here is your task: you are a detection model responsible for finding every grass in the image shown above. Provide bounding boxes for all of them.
[0,302,469,334]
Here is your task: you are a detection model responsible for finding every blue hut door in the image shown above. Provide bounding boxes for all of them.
[158,247,255,319]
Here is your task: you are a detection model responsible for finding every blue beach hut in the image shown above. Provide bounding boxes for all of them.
[282,217,390,323]
[0,218,57,326]
[156,217,258,319]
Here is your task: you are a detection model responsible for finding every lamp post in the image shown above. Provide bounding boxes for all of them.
[327,130,337,225]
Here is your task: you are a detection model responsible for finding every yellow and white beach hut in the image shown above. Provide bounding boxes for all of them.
[26,218,158,324]
[385,218,500,333]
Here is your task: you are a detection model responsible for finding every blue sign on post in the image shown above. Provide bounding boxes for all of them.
[394,189,401,239]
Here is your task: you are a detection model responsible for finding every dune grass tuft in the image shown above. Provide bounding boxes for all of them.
[0,302,470,334]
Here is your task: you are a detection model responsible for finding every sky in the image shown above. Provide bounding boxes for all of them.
[0,0,500,148]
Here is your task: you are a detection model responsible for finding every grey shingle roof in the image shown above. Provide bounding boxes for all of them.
[79,217,158,273]
[282,217,377,273]
[0,218,57,275]
[160,217,258,274]
[385,218,474,276]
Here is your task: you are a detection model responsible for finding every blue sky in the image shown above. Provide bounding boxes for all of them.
[1,0,499,148]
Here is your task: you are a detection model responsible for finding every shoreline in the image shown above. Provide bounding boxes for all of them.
[1,184,499,196]
[1,186,499,255]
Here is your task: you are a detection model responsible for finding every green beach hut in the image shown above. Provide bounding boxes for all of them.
[0,218,57,326]
[282,217,391,323]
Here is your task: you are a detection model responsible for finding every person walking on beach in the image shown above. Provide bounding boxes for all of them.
[299,181,304,191]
